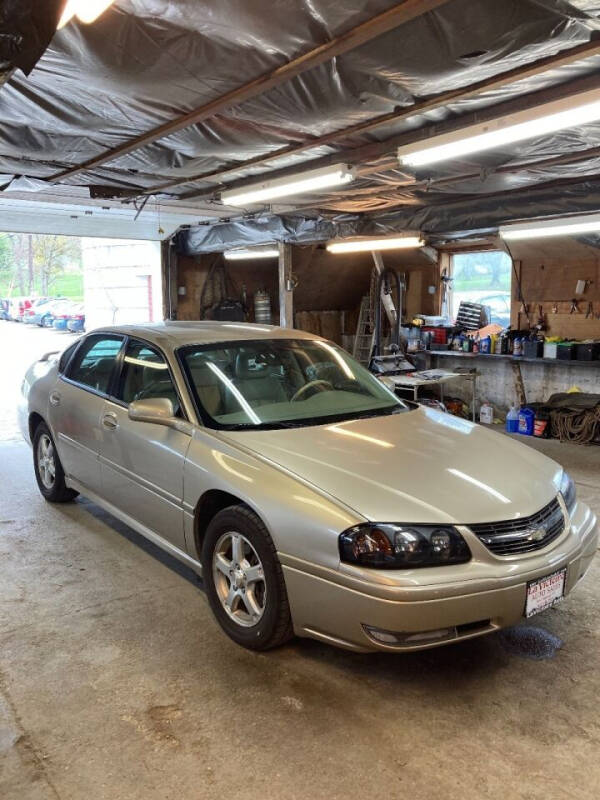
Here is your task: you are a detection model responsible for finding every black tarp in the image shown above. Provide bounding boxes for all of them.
[2,0,600,248]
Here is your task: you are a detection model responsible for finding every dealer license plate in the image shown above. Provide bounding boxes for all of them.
[525,568,567,618]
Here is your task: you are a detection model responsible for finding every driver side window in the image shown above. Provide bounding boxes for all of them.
[118,341,180,414]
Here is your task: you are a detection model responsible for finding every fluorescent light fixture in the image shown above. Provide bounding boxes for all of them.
[224,246,279,260]
[58,0,116,28]
[221,164,355,206]
[398,88,600,167]
[326,236,423,254]
[500,213,600,241]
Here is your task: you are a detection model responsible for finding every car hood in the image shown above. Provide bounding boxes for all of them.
[224,407,562,524]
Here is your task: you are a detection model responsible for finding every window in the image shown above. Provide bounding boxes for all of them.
[67,335,124,394]
[58,341,80,373]
[180,338,409,430]
[451,251,512,328]
[118,341,180,413]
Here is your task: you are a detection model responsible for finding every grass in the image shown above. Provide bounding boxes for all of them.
[0,272,83,302]
[454,278,511,292]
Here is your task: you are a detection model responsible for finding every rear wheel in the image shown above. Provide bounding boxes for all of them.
[202,506,293,650]
[33,423,78,503]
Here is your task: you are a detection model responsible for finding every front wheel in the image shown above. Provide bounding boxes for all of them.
[33,423,78,503]
[202,506,293,650]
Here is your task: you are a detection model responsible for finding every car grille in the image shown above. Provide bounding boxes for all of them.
[469,497,565,556]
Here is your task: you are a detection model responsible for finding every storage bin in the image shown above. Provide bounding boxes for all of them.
[557,343,576,360]
[575,342,600,361]
[422,326,447,345]
[543,343,558,359]
[523,340,543,358]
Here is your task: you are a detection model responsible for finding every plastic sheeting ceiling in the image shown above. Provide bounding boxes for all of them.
[2,0,600,249]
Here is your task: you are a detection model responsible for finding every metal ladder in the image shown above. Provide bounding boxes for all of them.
[353,294,375,365]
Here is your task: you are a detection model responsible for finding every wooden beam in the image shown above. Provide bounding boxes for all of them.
[278,243,294,328]
[48,0,451,183]
[145,38,600,197]
[176,72,600,205]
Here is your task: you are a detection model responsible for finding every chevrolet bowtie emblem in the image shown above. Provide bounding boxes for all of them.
[526,528,546,542]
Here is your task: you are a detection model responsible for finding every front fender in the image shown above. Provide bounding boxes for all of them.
[183,428,364,570]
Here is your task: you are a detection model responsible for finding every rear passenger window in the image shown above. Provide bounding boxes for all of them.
[67,335,124,394]
[118,341,180,414]
[58,341,80,373]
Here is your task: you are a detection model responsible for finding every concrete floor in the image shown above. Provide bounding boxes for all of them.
[1,324,599,800]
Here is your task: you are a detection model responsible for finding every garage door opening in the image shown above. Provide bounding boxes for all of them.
[0,233,163,441]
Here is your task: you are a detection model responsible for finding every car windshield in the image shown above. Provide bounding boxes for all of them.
[179,338,411,429]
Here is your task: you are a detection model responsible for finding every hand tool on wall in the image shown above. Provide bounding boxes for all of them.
[535,304,546,331]
[570,298,580,314]
[585,301,593,319]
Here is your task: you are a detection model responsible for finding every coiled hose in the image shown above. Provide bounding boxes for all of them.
[550,405,600,445]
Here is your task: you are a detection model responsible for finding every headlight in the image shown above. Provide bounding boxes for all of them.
[560,472,576,514]
[339,523,471,569]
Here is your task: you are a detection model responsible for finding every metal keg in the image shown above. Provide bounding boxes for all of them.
[254,290,272,324]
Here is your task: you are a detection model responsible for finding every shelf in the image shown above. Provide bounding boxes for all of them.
[427,351,600,368]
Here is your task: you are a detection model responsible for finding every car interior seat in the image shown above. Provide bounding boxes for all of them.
[232,352,287,409]
[133,365,180,414]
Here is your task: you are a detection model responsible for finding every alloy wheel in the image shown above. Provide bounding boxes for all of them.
[37,434,56,489]
[212,531,266,627]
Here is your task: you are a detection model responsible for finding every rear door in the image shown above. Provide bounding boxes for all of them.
[99,338,191,551]
[50,334,125,492]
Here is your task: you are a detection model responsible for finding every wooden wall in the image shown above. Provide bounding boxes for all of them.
[173,246,438,340]
[508,237,600,338]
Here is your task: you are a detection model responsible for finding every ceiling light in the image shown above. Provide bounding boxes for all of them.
[224,246,280,260]
[398,88,600,167]
[58,0,116,29]
[326,236,424,254]
[221,164,355,207]
[500,213,600,241]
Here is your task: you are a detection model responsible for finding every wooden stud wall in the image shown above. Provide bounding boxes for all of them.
[507,237,600,339]
[174,247,437,340]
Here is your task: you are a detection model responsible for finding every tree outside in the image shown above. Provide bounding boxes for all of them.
[451,251,513,328]
[0,233,83,300]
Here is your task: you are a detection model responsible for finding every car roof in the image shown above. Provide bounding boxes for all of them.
[89,321,323,350]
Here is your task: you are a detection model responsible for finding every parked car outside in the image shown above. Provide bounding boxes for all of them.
[23,297,50,325]
[29,297,66,327]
[66,304,86,333]
[0,298,9,321]
[19,322,598,653]
[8,296,34,322]
[43,299,76,329]
[452,289,511,329]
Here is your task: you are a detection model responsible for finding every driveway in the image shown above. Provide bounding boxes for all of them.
[0,321,79,441]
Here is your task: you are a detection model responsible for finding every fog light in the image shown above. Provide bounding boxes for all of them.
[363,624,456,647]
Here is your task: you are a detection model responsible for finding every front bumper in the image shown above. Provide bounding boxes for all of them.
[282,502,598,652]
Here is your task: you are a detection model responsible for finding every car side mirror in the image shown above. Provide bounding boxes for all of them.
[128,398,193,436]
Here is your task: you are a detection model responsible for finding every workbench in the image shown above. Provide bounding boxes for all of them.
[389,369,478,421]
[425,350,600,413]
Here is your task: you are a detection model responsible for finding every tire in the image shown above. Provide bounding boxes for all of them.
[33,422,79,503]
[202,505,293,651]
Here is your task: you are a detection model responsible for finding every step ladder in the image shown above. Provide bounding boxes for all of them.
[353,295,375,365]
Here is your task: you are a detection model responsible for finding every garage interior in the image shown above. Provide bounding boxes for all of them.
[1,2,599,799]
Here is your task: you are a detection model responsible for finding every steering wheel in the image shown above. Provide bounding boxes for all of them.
[291,379,334,402]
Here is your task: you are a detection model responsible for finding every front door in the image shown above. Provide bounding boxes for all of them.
[99,339,190,551]
[50,334,125,492]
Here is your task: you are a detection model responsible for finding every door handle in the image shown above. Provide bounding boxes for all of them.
[49,391,61,407]
[102,412,119,431]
